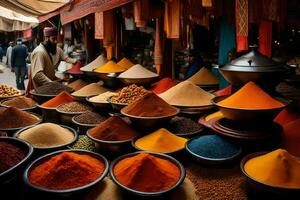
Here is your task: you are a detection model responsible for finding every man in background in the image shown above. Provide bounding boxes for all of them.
[11,38,28,90]
[6,41,14,72]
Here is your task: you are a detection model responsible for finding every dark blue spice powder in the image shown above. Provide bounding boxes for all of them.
[188,135,240,159]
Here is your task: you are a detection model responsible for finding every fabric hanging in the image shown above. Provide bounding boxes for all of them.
[164,0,180,39]
[154,18,163,75]
[95,12,104,39]
[218,16,236,65]
[133,0,149,28]
[259,20,272,57]
[235,0,248,52]
[202,0,212,7]
[102,10,116,60]
[64,23,72,39]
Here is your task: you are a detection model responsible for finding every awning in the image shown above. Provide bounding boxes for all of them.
[0,6,39,31]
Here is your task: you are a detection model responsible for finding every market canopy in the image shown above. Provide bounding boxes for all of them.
[0,6,39,31]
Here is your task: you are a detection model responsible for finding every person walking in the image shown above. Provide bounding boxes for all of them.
[30,27,77,89]
[0,44,3,63]
[11,38,28,90]
[6,41,14,72]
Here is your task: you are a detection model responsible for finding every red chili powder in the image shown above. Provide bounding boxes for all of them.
[0,141,26,173]
[67,62,84,75]
[90,116,138,141]
[282,119,300,157]
[274,109,300,126]
[214,85,232,96]
[122,92,178,117]
[150,78,177,94]
[41,91,75,108]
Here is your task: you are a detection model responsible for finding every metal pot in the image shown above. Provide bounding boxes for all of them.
[219,46,290,88]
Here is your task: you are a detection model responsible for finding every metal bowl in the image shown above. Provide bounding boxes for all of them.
[118,76,159,86]
[0,137,34,184]
[240,152,300,195]
[23,149,109,197]
[72,116,98,135]
[86,96,111,110]
[197,84,219,91]
[120,108,180,129]
[212,95,287,121]
[177,105,215,115]
[0,98,37,111]
[37,105,60,123]
[109,151,186,197]
[107,96,128,111]
[186,135,242,165]
[0,112,42,136]
[70,94,91,102]
[14,124,78,155]
[94,72,123,89]
[29,90,56,104]
[86,129,135,155]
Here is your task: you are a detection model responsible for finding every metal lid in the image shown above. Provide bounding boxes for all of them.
[221,46,288,72]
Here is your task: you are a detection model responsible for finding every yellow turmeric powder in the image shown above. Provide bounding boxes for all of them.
[135,128,187,153]
[117,58,134,69]
[218,82,284,109]
[244,149,300,188]
[205,111,223,121]
[94,61,126,73]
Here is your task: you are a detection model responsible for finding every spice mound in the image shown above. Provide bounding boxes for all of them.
[118,64,158,79]
[29,152,105,190]
[150,77,177,94]
[68,79,88,91]
[17,123,74,148]
[187,67,219,85]
[218,82,285,109]
[244,149,300,188]
[167,116,203,135]
[159,81,215,107]
[2,96,36,109]
[117,57,134,69]
[74,111,106,125]
[204,111,223,122]
[135,128,187,153]
[122,92,178,117]
[71,135,96,152]
[113,153,180,192]
[187,135,240,159]
[0,84,20,98]
[89,116,138,141]
[35,82,73,95]
[282,119,300,157]
[81,54,107,72]
[0,141,26,173]
[111,84,149,104]
[41,91,75,108]
[89,91,117,103]
[94,61,126,73]
[72,83,109,97]
[0,107,40,129]
[57,102,92,113]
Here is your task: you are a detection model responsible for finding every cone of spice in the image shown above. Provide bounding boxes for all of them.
[89,116,138,141]
[35,82,73,95]
[67,62,84,75]
[28,152,105,190]
[68,79,89,91]
[72,83,109,97]
[94,61,126,73]
[159,81,215,107]
[73,111,107,125]
[150,77,177,94]
[214,85,232,96]
[2,96,36,109]
[187,67,219,85]
[111,85,149,104]
[41,91,75,108]
[81,54,107,72]
[122,92,178,117]
[274,109,300,126]
[0,141,26,173]
[118,64,158,79]
[218,82,285,109]
[113,153,181,192]
[282,119,300,157]
[0,107,40,129]
[89,91,117,103]
[135,128,187,153]
[17,123,74,148]
[117,58,134,69]
[244,149,300,188]
[167,116,203,135]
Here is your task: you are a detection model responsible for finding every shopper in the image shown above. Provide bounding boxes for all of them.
[30,27,77,89]
[6,41,14,72]
[11,38,28,90]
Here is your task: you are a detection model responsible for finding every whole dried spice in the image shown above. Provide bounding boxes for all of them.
[0,141,26,173]
[71,135,96,152]
[57,102,92,113]
[0,84,20,97]
[68,79,89,91]
[167,116,203,134]
[29,152,105,190]
[2,96,36,109]
[74,111,107,125]
[111,84,150,104]
[35,82,73,95]
[113,153,180,192]
[0,107,39,129]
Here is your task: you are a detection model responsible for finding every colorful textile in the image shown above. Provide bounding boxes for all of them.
[202,0,212,7]
[133,0,149,28]
[235,0,248,52]
[95,12,104,39]
[259,20,272,57]
[154,19,163,75]
[164,0,180,39]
